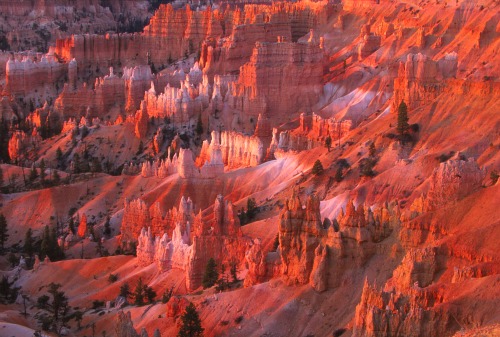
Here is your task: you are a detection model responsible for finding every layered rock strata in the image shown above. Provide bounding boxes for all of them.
[136,195,251,291]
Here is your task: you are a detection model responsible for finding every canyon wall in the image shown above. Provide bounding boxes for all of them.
[392,53,458,113]
[245,194,399,292]
[228,38,324,123]
[136,195,251,291]
[121,196,195,245]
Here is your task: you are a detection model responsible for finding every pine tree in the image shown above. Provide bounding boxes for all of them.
[369,142,376,158]
[119,282,131,300]
[397,100,410,137]
[29,165,38,182]
[40,225,50,259]
[40,159,46,183]
[177,303,204,337]
[144,285,156,303]
[134,278,144,306]
[162,287,174,304]
[325,135,332,152]
[0,214,8,253]
[56,147,63,163]
[246,198,257,221]
[52,170,60,185]
[196,114,203,136]
[23,228,34,257]
[68,217,76,234]
[202,258,218,289]
[334,167,343,182]
[311,160,324,176]
[103,217,111,237]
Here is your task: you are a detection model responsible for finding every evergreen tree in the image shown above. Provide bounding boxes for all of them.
[334,167,343,182]
[246,198,257,221]
[196,114,203,136]
[397,100,410,137]
[23,228,34,257]
[369,142,376,158]
[119,282,131,300]
[134,278,144,306]
[29,165,38,182]
[202,258,218,289]
[230,263,239,283]
[137,140,144,155]
[52,170,60,185]
[40,225,50,259]
[49,226,64,261]
[177,303,204,337]
[55,147,63,163]
[272,233,280,251]
[68,217,76,235]
[325,135,332,152]
[311,160,324,176]
[144,285,157,303]
[0,214,8,253]
[37,283,74,334]
[0,275,20,304]
[40,159,46,183]
[103,217,111,237]
[162,287,174,304]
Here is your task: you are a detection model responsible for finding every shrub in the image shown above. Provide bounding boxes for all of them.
[359,158,376,177]
[92,300,105,310]
[108,274,118,283]
[202,258,218,289]
[312,160,324,176]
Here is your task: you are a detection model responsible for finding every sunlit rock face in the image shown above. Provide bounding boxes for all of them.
[274,194,399,293]
[392,53,457,113]
[136,195,251,291]
[228,39,324,124]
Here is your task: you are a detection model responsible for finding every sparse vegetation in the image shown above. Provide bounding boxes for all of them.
[0,213,8,253]
[312,160,324,176]
[202,258,218,289]
[177,303,204,337]
[397,100,410,143]
[108,273,118,283]
[325,135,332,152]
[491,171,499,185]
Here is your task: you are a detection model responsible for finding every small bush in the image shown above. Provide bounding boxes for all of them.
[108,274,118,283]
[436,151,455,163]
[359,158,376,177]
[235,316,244,324]
[92,300,105,310]
[312,160,324,176]
[490,171,499,185]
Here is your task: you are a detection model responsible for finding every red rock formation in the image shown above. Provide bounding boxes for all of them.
[186,195,250,291]
[220,131,265,168]
[53,4,224,70]
[353,280,452,337]
[134,101,149,139]
[8,129,42,162]
[273,196,400,292]
[166,296,190,318]
[4,55,67,106]
[78,213,87,238]
[426,157,485,208]
[121,196,195,245]
[121,199,150,244]
[229,39,323,123]
[200,1,328,75]
[135,195,251,291]
[392,53,457,113]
